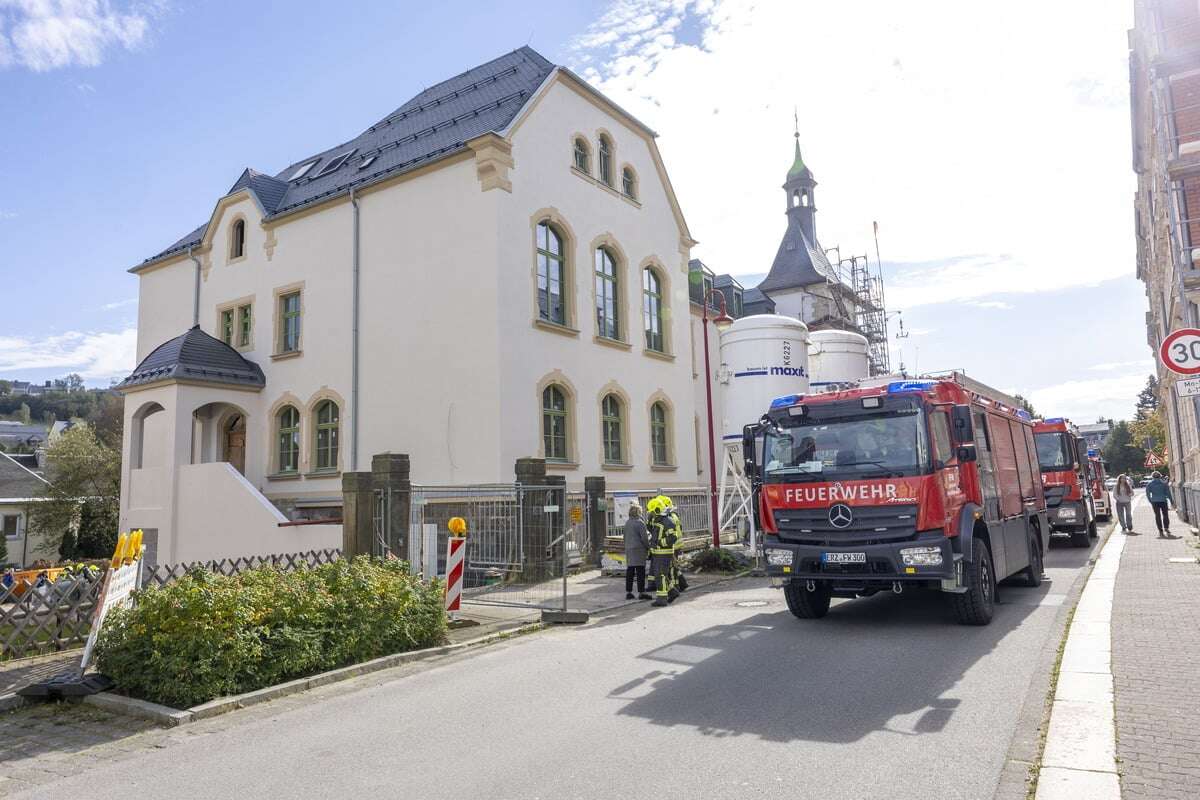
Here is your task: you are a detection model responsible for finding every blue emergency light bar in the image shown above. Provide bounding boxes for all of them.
[1087,449,1098,457]
[1044,417,1065,424]
[886,381,935,394]
[770,394,802,409]
[1016,410,1032,421]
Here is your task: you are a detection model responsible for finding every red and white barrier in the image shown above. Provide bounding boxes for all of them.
[444,535,466,619]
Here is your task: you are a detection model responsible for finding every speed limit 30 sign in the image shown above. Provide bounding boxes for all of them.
[1159,328,1200,375]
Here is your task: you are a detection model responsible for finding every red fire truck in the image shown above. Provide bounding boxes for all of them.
[1032,419,1097,548]
[1089,453,1111,522]
[743,373,1049,626]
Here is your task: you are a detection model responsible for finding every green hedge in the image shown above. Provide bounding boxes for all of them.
[94,557,447,708]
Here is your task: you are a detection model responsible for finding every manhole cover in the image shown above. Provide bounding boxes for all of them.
[736,600,769,607]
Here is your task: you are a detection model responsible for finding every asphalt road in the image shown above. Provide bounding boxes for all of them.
[15,535,1102,800]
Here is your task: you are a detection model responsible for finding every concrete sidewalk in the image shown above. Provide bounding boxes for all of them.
[1111,499,1200,799]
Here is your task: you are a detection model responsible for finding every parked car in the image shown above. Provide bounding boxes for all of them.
[1104,477,1118,490]
[1139,478,1152,487]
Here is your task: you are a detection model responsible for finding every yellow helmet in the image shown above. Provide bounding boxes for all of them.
[648,495,670,515]
[645,497,662,515]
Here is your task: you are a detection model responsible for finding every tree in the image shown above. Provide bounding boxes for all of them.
[0,380,10,396]
[17,402,30,425]
[1129,407,1167,457]
[88,392,124,449]
[27,426,121,560]
[1103,420,1144,475]
[1135,375,1159,421]
[63,374,84,393]
[1013,394,1038,418]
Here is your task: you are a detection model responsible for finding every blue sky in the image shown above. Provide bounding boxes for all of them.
[0,1,1150,421]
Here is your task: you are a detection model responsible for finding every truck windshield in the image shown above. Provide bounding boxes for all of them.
[762,406,929,482]
[1034,432,1072,471]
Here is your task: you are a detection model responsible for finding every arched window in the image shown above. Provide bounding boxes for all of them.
[542,385,569,462]
[594,247,619,340]
[277,406,300,473]
[622,167,636,199]
[537,221,567,325]
[573,137,590,173]
[643,267,664,352]
[598,135,613,186]
[601,394,624,464]
[314,400,340,471]
[230,219,245,259]
[650,402,670,466]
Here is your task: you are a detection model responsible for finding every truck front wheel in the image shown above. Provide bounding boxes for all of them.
[784,580,831,619]
[951,541,995,625]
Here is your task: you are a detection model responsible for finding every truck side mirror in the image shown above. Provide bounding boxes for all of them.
[951,405,974,444]
[742,425,758,479]
[957,444,977,463]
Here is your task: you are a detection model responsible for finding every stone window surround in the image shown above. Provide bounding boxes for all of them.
[589,233,630,346]
[621,162,638,201]
[272,281,305,359]
[640,257,673,358]
[215,294,256,353]
[597,128,616,188]
[228,215,247,264]
[530,209,579,330]
[647,391,677,470]
[570,132,592,174]
[597,381,633,469]
[536,371,580,470]
[306,388,346,477]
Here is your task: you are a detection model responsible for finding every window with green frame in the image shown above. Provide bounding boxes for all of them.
[277,406,300,473]
[573,138,590,173]
[594,247,619,340]
[598,135,613,186]
[602,393,623,464]
[536,222,566,325]
[280,292,301,353]
[220,308,234,346]
[314,400,339,471]
[238,304,252,348]
[650,402,670,465]
[542,385,568,461]
[643,267,664,352]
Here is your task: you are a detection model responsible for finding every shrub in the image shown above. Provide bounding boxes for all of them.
[94,557,447,708]
[687,547,750,573]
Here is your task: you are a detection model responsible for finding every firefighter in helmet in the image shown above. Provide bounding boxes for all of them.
[661,495,688,594]
[646,496,678,606]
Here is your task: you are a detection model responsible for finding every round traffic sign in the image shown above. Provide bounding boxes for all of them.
[1159,328,1200,375]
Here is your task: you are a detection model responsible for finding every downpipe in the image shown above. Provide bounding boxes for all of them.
[188,245,201,327]
[350,189,360,472]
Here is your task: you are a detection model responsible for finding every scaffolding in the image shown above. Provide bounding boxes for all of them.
[821,247,891,376]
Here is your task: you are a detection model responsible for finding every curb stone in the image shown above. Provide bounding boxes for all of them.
[0,691,27,713]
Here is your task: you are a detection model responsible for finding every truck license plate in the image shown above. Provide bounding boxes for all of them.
[822,552,866,564]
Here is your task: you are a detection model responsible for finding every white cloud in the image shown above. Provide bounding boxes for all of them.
[0,328,136,380]
[100,297,137,310]
[571,0,1134,309]
[0,1,156,71]
[1087,359,1155,372]
[966,300,1013,311]
[1027,373,1148,424]
[0,210,16,219]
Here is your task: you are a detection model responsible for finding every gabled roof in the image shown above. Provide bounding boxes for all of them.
[0,451,49,501]
[138,46,556,269]
[115,326,265,391]
[757,217,837,292]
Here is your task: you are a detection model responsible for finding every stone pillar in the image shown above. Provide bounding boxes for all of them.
[372,453,411,562]
[341,471,375,557]
[584,475,606,567]
[515,458,564,579]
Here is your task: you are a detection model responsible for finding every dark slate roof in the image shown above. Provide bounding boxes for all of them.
[743,287,775,314]
[713,274,743,290]
[756,216,838,293]
[0,452,49,500]
[141,46,556,268]
[116,326,266,390]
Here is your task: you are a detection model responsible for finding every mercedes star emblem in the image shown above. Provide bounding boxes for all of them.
[828,503,854,529]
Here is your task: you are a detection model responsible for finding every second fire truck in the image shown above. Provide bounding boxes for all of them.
[1032,418,1097,547]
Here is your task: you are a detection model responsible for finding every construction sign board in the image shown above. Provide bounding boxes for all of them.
[1144,452,1165,468]
[1159,328,1200,375]
[1177,377,1200,397]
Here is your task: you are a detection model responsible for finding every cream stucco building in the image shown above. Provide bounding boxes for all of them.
[118,47,707,564]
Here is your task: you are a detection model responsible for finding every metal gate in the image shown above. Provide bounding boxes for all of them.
[373,484,588,610]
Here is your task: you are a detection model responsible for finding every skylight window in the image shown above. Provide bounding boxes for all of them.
[314,149,357,178]
[358,155,377,170]
[289,159,320,181]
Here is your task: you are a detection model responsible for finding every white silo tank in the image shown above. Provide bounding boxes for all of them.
[718,315,811,440]
[808,330,870,389]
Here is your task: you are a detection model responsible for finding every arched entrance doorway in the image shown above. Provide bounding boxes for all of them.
[223,414,246,474]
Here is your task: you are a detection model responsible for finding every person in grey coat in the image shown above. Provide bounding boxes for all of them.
[623,503,652,600]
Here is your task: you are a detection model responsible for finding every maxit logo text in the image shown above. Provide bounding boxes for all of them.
[770,366,808,377]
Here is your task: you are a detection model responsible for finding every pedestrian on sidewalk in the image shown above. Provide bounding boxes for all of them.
[1145,471,1174,537]
[1114,473,1135,533]
[623,503,652,601]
